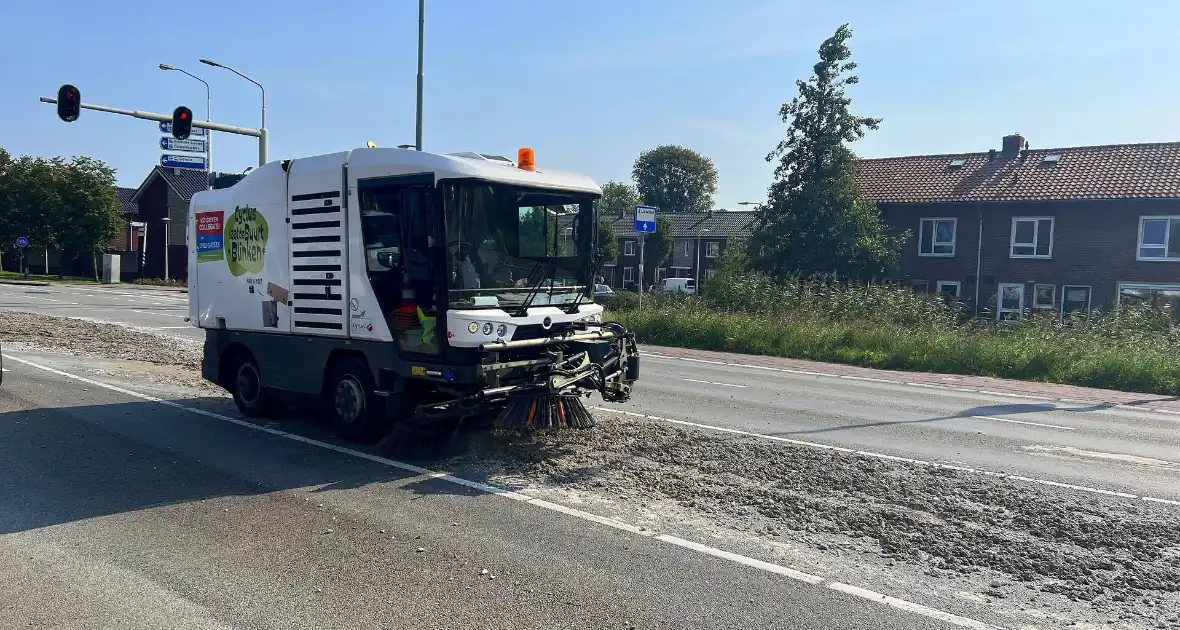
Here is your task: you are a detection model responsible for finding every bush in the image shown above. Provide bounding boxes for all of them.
[606,267,1180,395]
[133,277,186,288]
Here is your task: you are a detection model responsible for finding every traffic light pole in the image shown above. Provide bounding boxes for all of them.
[39,96,266,167]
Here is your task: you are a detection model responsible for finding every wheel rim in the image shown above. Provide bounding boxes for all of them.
[236,363,261,405]
[335,377,366,424]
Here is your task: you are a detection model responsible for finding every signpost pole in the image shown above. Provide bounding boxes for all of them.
[15,237,29,279]
[633,204,658,309]
[638,232,645,309]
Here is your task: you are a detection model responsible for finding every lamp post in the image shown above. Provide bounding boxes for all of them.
[199,58,267,166]
[416,0,425,151]
[159,64,212,176]
[738,201,762,210]
[695,228,710,292]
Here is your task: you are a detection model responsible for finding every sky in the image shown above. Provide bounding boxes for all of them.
[3,0,1179,211]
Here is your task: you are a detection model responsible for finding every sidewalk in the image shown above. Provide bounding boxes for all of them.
[641,344,1180,415]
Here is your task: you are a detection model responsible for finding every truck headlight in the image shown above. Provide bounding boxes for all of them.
[496,324,508,338]
[468,321,480,334]
[482,322,494,336]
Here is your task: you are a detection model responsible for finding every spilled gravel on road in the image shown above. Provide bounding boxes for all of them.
[446,415,1180,617]
[0,311,201,369]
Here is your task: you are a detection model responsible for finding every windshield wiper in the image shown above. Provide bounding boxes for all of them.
[514,260,551,317]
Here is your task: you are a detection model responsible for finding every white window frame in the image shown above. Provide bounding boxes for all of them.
[918,217,957,257]
[935,280,961,298]
[997,283,1025,321]
[1032,284,1055,309]
[1060,285,1092,320]
[704,241,720,258]
[1136,216,1180,261]
[655,267,667,283]
[623,240,635,257]
[1010,217,1054,259]
[682,241,692,257]
[622,267,634,283]
[1117,282,1180,306]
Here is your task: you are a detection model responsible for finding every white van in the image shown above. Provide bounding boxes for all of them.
[659,277,696,294]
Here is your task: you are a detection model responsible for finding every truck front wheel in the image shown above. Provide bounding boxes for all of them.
[229,352,275,418]
[327,357,390,443]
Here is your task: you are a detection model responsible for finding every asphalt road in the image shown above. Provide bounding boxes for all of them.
[0,351,950,629]
[3,282,1178,504]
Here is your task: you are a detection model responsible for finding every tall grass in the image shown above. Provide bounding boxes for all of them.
[607,271,1180,395]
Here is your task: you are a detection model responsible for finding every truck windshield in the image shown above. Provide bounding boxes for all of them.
[442,180,597,311]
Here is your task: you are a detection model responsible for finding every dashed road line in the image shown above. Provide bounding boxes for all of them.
[590,406,1177,506]
[683,377,747,388]
[3,353,1008,630]
[970,415,1075,431]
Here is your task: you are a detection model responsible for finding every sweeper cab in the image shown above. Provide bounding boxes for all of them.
[187,145,639,456]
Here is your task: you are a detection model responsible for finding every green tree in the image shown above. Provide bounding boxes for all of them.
[642,216,673,276]
[599,181,641,218]
[631,145,718,214]
[750,23,906,281]
[596,218,618,264]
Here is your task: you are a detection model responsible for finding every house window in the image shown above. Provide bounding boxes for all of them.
[655,267,666,283]
[918,218,956,256]
[1137,216,1180,260]
[1010,217,1054,258]
[1061,285,1092,319]
[623,240,635,256]
[936,280,961,298]
[1033,284,1055,309]
[705,241,720,258]
[997,283,1025,321]
[622,267,634,283]
[682,241,692,257]
[1118,282,1180,311]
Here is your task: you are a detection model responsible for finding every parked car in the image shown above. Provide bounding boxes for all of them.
[593,284,614,303]
[658,277,696,294]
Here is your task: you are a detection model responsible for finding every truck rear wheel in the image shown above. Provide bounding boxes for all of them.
[228,352,275,418]
[327,357,390,444]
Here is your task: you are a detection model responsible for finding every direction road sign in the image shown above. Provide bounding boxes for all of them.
[161,153,208,170]
[158,121,206,137]
[161,136,207,153]
[634,205,658,233]
[15,236,28,248]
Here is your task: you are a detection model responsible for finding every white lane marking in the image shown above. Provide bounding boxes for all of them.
[639,352,1180,420]
[3,294,80,305]
[130,310,188,319]
[590,406,1180,506]
[153,326,194,330]
[683,378,747,389]
[1022,445,1180,469]
[970,415,1076,431]
[3,353,1007,630]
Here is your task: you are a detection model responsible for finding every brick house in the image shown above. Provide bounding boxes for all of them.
[598,209,756,290]
[855,134,1180,320]
[128,166,210,281]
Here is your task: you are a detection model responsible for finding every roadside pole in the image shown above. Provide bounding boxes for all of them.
[40,91,266,167]
[634,205,657,308]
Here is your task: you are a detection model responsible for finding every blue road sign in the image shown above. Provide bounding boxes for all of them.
[634,205,658,234]
[159,121,206,137]
[160,136,207,153]
[15,236,28,248]
[161,154,208,170]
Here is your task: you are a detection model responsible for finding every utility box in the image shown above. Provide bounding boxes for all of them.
[101,253,121,284]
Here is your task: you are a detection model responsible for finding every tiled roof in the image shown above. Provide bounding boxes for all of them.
[602,210,757,240]
[130,166,210,204]
[115,186,138,216]
[854,141,1180,204]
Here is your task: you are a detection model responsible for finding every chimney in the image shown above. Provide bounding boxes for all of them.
[1001,133,1026,158]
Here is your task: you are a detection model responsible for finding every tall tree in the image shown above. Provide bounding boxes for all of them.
[642,216,673,276]
[596,219,618,264]
[631,145,718,214]
[58,155,122,278]
[750,23,906,281]
[599,181,641,218]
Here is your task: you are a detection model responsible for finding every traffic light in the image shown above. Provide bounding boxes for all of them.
[56,84,81,122]
[171,106,193,140]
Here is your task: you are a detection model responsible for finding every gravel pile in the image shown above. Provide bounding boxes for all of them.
[0,311,201,368]
[447,415,1180,608]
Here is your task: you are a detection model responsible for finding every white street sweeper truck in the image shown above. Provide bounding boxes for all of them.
[187,145,639,456]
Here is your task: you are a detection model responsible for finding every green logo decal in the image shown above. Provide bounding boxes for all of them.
[224,205,268,277]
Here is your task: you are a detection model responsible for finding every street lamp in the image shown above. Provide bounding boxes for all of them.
[696,227,710,291]
[159,64,212,177]
[738,201,762,209]
[199,58,267,166]
[416,0,425,151]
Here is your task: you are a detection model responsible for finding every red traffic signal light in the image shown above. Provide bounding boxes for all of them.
[171,105,194,140]
[56,84,81,122]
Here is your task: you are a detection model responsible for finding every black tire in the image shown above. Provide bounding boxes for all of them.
[326,357,389,443]
[228,351,274,418]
